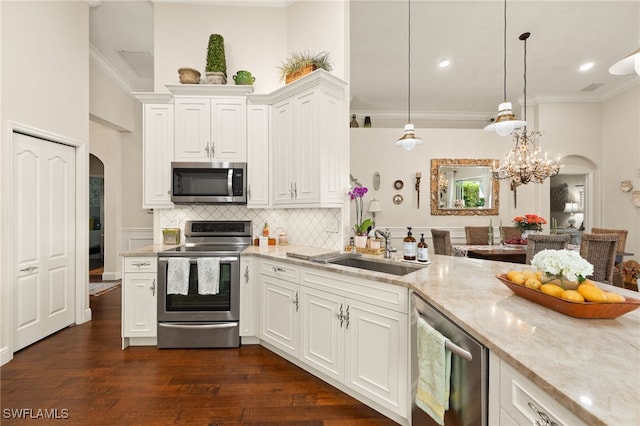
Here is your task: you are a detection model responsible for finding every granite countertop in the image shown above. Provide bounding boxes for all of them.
[243,245,640,426]
[120,244,182,257]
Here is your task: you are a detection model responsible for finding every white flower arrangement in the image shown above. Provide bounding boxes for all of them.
[531,249,594,283]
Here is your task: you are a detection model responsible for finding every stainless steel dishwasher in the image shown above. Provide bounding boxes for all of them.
[411,292,488,426]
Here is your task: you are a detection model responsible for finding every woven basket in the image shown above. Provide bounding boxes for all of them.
[344,245,384,256]
[285,64,317,84]
[178,67,201,84]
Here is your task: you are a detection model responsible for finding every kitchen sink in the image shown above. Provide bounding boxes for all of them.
[312,253,423,276]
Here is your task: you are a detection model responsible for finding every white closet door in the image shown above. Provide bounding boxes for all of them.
[14,133,76,351]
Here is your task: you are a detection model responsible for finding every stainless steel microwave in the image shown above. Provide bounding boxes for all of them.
[171,162,247,204]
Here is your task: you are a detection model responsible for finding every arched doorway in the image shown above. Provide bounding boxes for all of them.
[89,154,105,281]
[549,155,597,244]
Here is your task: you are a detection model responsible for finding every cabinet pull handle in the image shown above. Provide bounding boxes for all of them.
[528,402,557,426]
[293,182,297,198]
[204,144,210,156]
[337,303,344,327]
[293,291,299,312]
[289,182,294,199]
[345,305,350,329]
[151,279,156,296]
[19,266,38,273]
[211,141,215,158]
[132,262,150,268]
[244,265,249,283]
[272,266,285,273]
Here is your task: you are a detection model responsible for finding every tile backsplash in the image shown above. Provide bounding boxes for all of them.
[156,206,343,249]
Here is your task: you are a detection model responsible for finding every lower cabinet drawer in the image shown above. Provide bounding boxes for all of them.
[124,257,157,273]
[499,359,586,426]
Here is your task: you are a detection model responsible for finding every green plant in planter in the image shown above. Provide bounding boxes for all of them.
[278,50,332,82]
[206,34,227,77]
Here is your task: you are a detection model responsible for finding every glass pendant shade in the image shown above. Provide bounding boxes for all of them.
[395,124,423,151]
[484,102,527,136]
[609,48,640,75]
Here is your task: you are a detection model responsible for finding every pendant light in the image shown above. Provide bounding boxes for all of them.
[484,0,526,136]
[609,47,640,75]
[395,0,423,150]
[494,32,560,197]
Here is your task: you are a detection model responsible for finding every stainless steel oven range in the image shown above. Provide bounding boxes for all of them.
[157,220,252,348]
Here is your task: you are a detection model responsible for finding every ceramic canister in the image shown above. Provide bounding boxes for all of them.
[233,70,255,85]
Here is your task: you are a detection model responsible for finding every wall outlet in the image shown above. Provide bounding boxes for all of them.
[325,218,339,233]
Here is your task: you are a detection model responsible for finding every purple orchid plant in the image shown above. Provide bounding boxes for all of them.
[348,186,373,236]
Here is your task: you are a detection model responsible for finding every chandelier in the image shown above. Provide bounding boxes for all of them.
[494,32,560,194]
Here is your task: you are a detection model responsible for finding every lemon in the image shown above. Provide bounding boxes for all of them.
[560,290,585,303]
[522,270,537,280]
[580,279,598,288]
[604,292,625,303]
[577,284,607,303]
[540,284,564,298]
[510,273,527,285]
[524,278,542,290]
[507,270,523,281]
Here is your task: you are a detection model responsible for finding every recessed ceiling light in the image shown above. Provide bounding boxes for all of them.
[579,62,594,72]
[439,59,451,69]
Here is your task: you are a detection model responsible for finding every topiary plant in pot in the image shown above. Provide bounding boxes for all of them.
[205,34,227,84]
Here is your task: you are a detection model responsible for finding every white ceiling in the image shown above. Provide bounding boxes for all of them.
[89,0,640,126]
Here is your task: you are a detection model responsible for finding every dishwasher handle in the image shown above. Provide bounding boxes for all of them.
[445,339,473,362]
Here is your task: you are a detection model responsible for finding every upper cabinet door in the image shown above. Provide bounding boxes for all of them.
[143,103,174,208]
[174,98,211,161]
[174,96,247,162]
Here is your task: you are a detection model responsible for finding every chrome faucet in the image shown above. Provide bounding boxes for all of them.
[375,228,397,259]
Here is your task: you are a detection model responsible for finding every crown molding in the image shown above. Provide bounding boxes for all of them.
[90,44,137,98]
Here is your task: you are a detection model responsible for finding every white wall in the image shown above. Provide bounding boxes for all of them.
[602,84,640,256]
[0,1,90,365]
[153,3,287,93]
[90,61,134,132]
[350,127,550,247]
[89,121,122,281]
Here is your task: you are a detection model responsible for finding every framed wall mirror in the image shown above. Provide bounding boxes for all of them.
[430,159,500,216]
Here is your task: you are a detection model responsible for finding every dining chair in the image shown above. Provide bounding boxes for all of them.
[464,226,490,245]
[501,226,522,243]
[525,234,571,264]
[431,229,452,256]
[591,228,628,253]
[579,233,620,284]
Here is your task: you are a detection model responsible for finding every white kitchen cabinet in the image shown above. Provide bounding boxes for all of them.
[132,93,174,209]
[300,267,409,419]
[246,100,270,207]
[488,352,587,426]
[269,70,347,207]
[174,96,247,162]
[121,257,158,349]
[239,256,256,338]
[260,260,300,357]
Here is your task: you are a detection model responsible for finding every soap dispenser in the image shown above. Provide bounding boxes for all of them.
[417,233,429,262]
[403,227,417,261]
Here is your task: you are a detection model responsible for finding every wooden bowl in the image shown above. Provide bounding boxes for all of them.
[496,274,640,319]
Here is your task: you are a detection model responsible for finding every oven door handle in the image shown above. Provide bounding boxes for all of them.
[158,322,238,330]
[159,257,239,264]
[417,315,473,362]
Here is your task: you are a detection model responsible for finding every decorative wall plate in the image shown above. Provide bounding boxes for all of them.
[393,194,404,204]
[620,180,633,192]
[394,180,404,190]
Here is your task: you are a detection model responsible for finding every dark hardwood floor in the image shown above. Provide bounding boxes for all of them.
[1,287,397,425]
